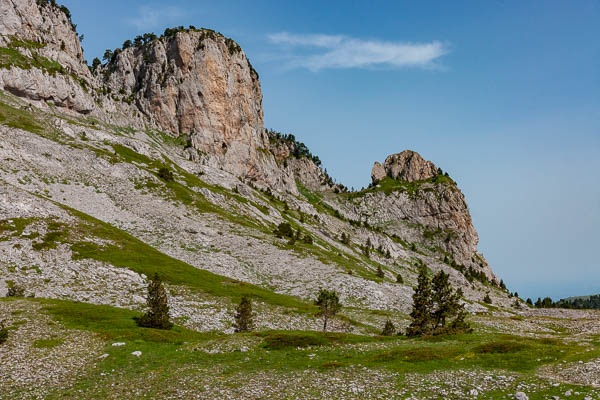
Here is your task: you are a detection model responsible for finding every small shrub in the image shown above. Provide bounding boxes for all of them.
[474,341,529,354]
[262,332,326,350]
[381,319,396,336]
[396,273,404,284]
[274,222,294,239]
[0,321,8,345]
[302,234,313,245]
[234,295,254,333]
[376,265,384,279]
[7,285,24,297]
[340,232,351,245]
[158,167,174,182]
[483,294,492,304]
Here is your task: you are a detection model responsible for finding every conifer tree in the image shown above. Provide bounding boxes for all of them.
[407,268,471,336]
[136,273,173,330]
[381,319,396,336]
[315,289,341,331]
[483,294,492,304]
[376,265,385,279]
[234,296,254,332]
[396,273,404,284]
[432,271,455,329]
[406,267,433,337]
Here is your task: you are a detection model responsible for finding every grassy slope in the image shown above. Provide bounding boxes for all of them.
[0,206,315,314]
[1,298,597,398]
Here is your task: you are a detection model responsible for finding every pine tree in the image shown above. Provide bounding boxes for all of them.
[535,297,542,308]
[315,289,341,331]
[376,265,385,279]
[432,271,461,331]
[483,294,492,304]
[136,273,173,330]
[396,273,404,284]
[407,268,471,337]
[234,296,254,332]
[526,298,533,306]
[381,319,396,336]
[406,267,433,337]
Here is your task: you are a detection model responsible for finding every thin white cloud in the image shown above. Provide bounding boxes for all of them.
[268,32,449,71]
[128,6,184,31]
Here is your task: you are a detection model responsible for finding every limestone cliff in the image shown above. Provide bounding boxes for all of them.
[0,0,94,112]
[342,150,495,281]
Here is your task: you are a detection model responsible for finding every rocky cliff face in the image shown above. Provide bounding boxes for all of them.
[0,0,95,112]
[97,29,291,188]
[0,1,326,192]
[343,150,494,280]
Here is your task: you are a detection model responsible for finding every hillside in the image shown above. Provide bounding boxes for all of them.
[1,1,600,399]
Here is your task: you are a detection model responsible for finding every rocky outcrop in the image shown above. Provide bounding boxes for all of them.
[0,0,95,113]
[268,134,333,191]
[96,29,291,189]
[371,150,437,183]
[0,1,306,192]
[350,150,494,280]
[0,0,89,77]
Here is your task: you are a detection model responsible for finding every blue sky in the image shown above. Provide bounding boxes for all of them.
[63,0,600,301]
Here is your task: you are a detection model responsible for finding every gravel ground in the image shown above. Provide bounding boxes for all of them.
[0,300,103,399]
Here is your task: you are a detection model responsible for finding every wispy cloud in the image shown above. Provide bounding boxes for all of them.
[268,32,450,71]
[128,5,184,31]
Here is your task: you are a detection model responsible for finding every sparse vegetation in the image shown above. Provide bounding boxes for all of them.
[157,166,174,182]
[0,321,8,344]
[134,273,173,330]
[7,284,25,297]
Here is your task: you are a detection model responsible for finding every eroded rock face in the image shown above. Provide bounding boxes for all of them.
[350,151,494,280]
[372,150,437,183]
[98,30,310,192]
[0,0,95,113]
[269,137,331,191]
[0,0,89,77]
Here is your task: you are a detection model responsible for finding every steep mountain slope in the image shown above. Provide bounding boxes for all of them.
[0,0,514,338]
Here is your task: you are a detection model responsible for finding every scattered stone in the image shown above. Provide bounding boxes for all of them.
[514,392,529,400]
